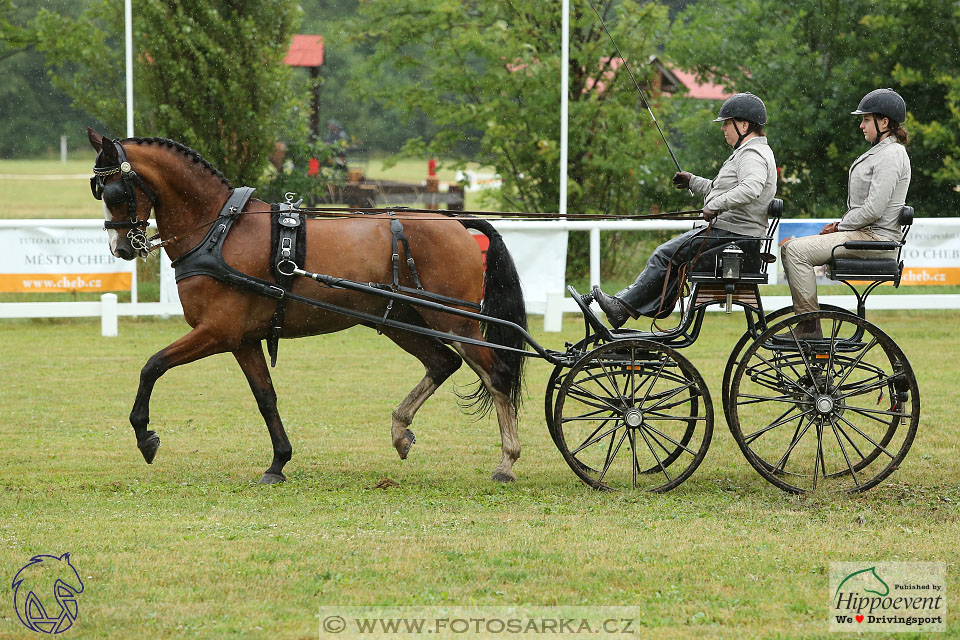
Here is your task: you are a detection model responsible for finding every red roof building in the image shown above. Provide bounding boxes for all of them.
[284,35,324,68]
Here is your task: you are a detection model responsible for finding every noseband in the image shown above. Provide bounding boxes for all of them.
[91,139,158,251]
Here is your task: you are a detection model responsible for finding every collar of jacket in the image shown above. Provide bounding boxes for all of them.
[851,135,896,170]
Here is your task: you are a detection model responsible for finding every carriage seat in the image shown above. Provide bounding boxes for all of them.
[825,206,913,287]
[689,198,783,283]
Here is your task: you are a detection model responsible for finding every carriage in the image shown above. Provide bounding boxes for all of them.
[88,130,919,494]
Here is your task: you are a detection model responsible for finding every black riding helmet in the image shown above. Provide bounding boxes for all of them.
[713,92,767,148]
[851,88,906,145]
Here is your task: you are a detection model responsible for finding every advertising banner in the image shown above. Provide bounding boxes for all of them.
[899,219,960,285]
[0,226,132,293]
[777,218,960,287]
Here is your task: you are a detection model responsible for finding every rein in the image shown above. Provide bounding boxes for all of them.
[291,206,709,222]
[144,205,709,260]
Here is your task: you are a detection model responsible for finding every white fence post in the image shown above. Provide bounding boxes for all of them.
[543,290,564,332]
[589,227,601,289]
[101,293,118,337]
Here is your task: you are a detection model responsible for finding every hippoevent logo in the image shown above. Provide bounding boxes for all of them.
[11,553,84,634]
[830,562,945,633]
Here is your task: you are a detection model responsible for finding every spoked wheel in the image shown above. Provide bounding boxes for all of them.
[544,338,596,448]
[722,303,852,424]
[728,311,919,493]
[551,339,713,492]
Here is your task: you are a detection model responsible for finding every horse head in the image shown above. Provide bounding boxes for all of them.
[88,127,159,260]
[87,128,236,262]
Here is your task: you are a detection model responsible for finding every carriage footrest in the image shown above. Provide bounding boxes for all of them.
[692,283,760,309]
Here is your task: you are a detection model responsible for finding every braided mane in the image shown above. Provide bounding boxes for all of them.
[121,136,232,189]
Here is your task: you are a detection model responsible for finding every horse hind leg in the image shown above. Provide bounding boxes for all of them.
[380,321,463,460]
[452,341,521,483]
[233,341,292,484]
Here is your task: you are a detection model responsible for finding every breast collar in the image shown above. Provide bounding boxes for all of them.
[170,187,286,300]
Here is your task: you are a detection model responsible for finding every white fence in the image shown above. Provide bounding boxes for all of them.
[0,220,182,327]
[1,218,959,336]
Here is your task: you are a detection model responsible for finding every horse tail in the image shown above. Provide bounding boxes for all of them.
[455,217,527,416]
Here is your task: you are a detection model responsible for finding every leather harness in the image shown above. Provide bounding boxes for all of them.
[171,187,441,366]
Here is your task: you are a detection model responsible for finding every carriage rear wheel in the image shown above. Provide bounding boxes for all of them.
[722,303,852,425]
[550,339,713,492]
[728,311,919,493]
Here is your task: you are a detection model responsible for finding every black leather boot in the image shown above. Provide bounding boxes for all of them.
[591,285,632,329]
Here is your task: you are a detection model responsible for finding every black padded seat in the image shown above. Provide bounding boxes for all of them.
[689,198,782,281]
[828,258,900,280]
[692,238,762,274]
[824,206,913,285]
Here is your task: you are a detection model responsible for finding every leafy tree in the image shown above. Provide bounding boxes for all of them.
[297,0,432,152]
[669,0,960,217]
[30,0,304,185]
[353,0,687,213]
[0,0,106,157]
[353,1,697,275]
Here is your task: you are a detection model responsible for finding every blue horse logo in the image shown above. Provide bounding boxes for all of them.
[12,553,84,634]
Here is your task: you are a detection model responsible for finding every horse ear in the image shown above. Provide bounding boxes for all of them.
[100,137,119,165]
[87,127,104,152]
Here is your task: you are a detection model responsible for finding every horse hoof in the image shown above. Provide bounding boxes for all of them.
[491,471,516,483]
[259,472,286,485]
[137,432,161,464]
[395,429,416,460]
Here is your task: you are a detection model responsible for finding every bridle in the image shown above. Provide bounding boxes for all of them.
[91,139,158,253]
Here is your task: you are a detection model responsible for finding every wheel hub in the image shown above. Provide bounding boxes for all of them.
[623,407,643,428]
[814,394,835,415]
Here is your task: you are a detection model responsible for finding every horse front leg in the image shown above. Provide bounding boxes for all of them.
[129,327,230,464]
[233,341,291,484]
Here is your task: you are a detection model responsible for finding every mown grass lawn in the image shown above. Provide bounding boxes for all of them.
[1,310,957,639]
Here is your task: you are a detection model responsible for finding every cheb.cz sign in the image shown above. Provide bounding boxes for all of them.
[0,226,133,293]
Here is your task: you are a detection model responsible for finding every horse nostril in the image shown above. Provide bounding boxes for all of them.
[116,246,135,261]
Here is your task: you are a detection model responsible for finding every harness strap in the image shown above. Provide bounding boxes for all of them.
[171,187,257,281]
[267,206,304,366]
[382,216,424,326]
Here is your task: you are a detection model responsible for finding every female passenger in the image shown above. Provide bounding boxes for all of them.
[780,88,911,339]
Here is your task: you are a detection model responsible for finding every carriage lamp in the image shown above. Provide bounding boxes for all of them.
[720,244,744,313]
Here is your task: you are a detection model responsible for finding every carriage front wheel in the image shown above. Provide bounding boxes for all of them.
[728,311,920,493]
[550,339,713,492]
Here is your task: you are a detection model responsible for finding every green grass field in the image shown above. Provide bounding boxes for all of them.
[0,311,958,638]
[1,156,958,638]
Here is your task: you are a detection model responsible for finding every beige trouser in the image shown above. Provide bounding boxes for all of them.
[780,229,894,314]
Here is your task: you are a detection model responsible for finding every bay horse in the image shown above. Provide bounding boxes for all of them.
[86,128,527,484]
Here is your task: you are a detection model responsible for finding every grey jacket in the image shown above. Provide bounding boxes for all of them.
[839,136,911,241]
[688,136,778,237]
